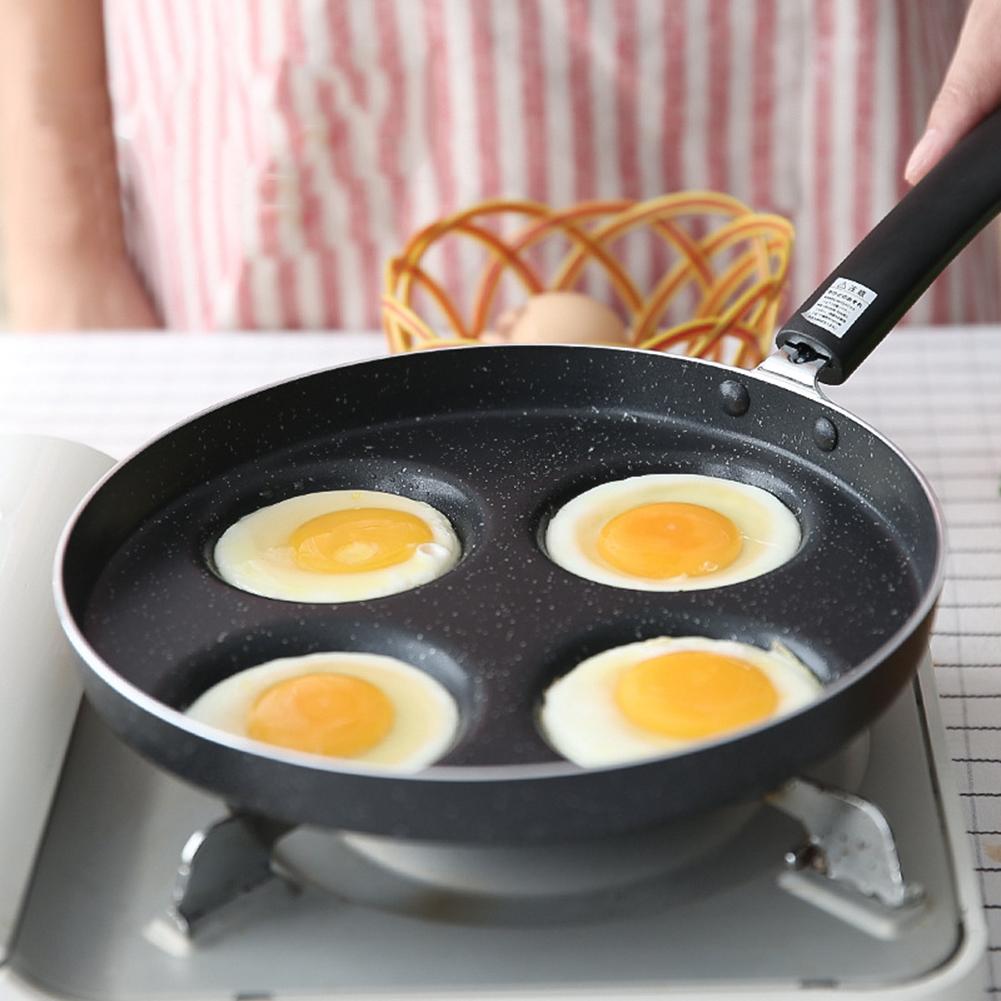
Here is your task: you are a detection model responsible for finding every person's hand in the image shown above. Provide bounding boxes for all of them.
[6,248,159,331]
[905,0,1001,185]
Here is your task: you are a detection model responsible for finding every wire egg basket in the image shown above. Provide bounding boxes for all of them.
[382,193,794,369]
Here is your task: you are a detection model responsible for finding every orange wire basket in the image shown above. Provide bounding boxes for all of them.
[382,193,794,369]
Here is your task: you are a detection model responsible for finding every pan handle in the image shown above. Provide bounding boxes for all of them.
[775,106,1001,385]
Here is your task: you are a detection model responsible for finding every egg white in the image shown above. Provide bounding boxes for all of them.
[545,473,800,591]
[214,489,460,602]
[186,652,460,770]
[539,636,822,767]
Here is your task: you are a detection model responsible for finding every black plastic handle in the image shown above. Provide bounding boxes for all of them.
[776,106,1001,384]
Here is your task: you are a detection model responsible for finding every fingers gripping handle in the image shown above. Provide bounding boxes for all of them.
[776,106,1001,385]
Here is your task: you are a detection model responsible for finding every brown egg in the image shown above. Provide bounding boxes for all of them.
[487,292,629,346]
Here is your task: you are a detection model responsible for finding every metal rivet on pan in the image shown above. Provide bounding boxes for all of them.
[719,380,750,416]
[813,417,839,451]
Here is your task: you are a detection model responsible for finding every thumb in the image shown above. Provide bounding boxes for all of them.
[905,0,1001,185]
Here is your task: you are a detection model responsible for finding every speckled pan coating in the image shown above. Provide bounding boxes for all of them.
[56,345,941,843]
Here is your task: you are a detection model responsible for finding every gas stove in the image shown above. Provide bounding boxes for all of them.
[1,652,986,999]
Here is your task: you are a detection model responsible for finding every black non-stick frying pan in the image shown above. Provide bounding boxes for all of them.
[55,109,1001,844]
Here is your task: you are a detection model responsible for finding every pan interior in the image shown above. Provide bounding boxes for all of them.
[62,347,938,770]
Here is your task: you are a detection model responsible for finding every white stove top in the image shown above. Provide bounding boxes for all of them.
[0,328,998,997]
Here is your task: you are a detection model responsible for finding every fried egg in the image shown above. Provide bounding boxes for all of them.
[540,636,821,767]
[214,490,460,602]
[545,473,799,591]
[186,652,459,770]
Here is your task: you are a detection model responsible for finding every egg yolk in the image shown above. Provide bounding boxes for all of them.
[596,502,742,578]
[247,673,395,757]
[615,651,779,739]
[290,508,433,574]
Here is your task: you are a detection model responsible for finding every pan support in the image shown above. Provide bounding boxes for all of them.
[167,812,296,938]
[166,777,924,941]
[770,777,926,938]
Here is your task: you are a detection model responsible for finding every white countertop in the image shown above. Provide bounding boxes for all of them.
[0,332,383,457]
[1,327,1000,983]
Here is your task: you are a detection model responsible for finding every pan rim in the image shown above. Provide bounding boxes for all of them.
[52,343,946,784]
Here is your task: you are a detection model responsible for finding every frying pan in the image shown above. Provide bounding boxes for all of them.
[55,109,1001,844]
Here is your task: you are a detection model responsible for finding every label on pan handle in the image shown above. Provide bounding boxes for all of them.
[801,277,878,338]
